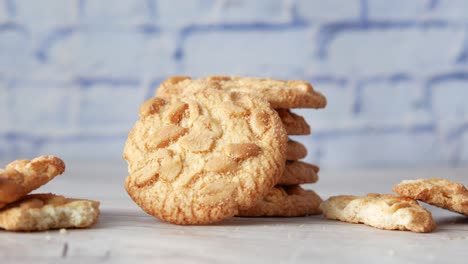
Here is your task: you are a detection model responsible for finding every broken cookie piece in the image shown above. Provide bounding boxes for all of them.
[0,156,65,208]
[393,178,468,216]
[320,193,436,233]
[0,193,100,232]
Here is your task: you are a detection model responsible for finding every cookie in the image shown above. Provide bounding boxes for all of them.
[286,140,307,160]
[320,194,436,233]
[0,193,100,232]
[155,76,327,109]
[124,90,288,225]
[237,186,322,217]
[393,178,468,216]
[278,161,319,185]
[0,156,65,208]
[276,109,311,135]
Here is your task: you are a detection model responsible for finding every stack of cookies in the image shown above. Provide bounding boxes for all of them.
[124,76,327,224]
[0,156,100,231]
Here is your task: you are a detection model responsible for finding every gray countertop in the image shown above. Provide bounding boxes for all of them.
[1,161,467,264]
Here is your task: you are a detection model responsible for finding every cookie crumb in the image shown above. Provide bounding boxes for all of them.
[59,228,68,235]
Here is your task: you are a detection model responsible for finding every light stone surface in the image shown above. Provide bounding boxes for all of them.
[0,161,466,263]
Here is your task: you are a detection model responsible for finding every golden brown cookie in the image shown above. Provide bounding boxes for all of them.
[286,140,308,160]
[320,194,436,233]
[276,109,311,135]
[393,178,468,216]
[0,193,100,232]
[155,76,327,109]
[0,156,65,208]
[124,90,288,225]
[237,186,322,217]
[278,161,319,185]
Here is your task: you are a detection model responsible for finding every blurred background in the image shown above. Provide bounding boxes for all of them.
[0,0,467,168]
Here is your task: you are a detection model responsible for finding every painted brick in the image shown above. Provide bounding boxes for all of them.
[293,80,354,131]
[78,83,144,131]
[82,0,150,27]
[157,0,289,28]
[358,78,431,126]
[214,0,289,24]
[15,0,79,31]
[0,28,31,77]
[461,130,468,164]
[0,80,8,132]
[431,77,468,128]
[0,0,8,23]
[46,30,175,77]
[429,0,468,21]
[0,136,13,161]
[9,81,72,134]
[182,28,312,77]
[296,0,361,22]
[39,137,125,161]
[368,0,429,20]
[314,27,464,76]
[0,134,40,161]
[156,0,217,28]
[317,130,448,167]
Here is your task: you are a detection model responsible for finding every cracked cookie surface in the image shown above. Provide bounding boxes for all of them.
[124,90,287,225]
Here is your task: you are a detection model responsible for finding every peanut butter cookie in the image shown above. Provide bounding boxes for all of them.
[237,186,322,217]
[286,140,308,160]
[278,161,319,185]
[155,76,327,109]
[320,194,436,233]
[0,156,65,209]
[0,193,100,231]
[276,109,311,135]
[393,178,468,216]
[124,90,287,225]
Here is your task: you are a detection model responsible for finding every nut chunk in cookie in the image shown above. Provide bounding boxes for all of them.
[320,194,436,233]
[393,178,468,216]
[0,156,65,208]
[0,193,100,232]
[123,90,287,225]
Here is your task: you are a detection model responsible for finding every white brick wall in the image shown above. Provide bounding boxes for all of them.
[182,28,313,77]
[14,0,79,32]
[358,78,429,127]
[431,76,468,130]
[313,27,464,76]
[1,0,468,167]
[9,81,72,135]
[296,0,361,21]
[77,81,144,133]
[368,0,430,20]
[45,30,176,77]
